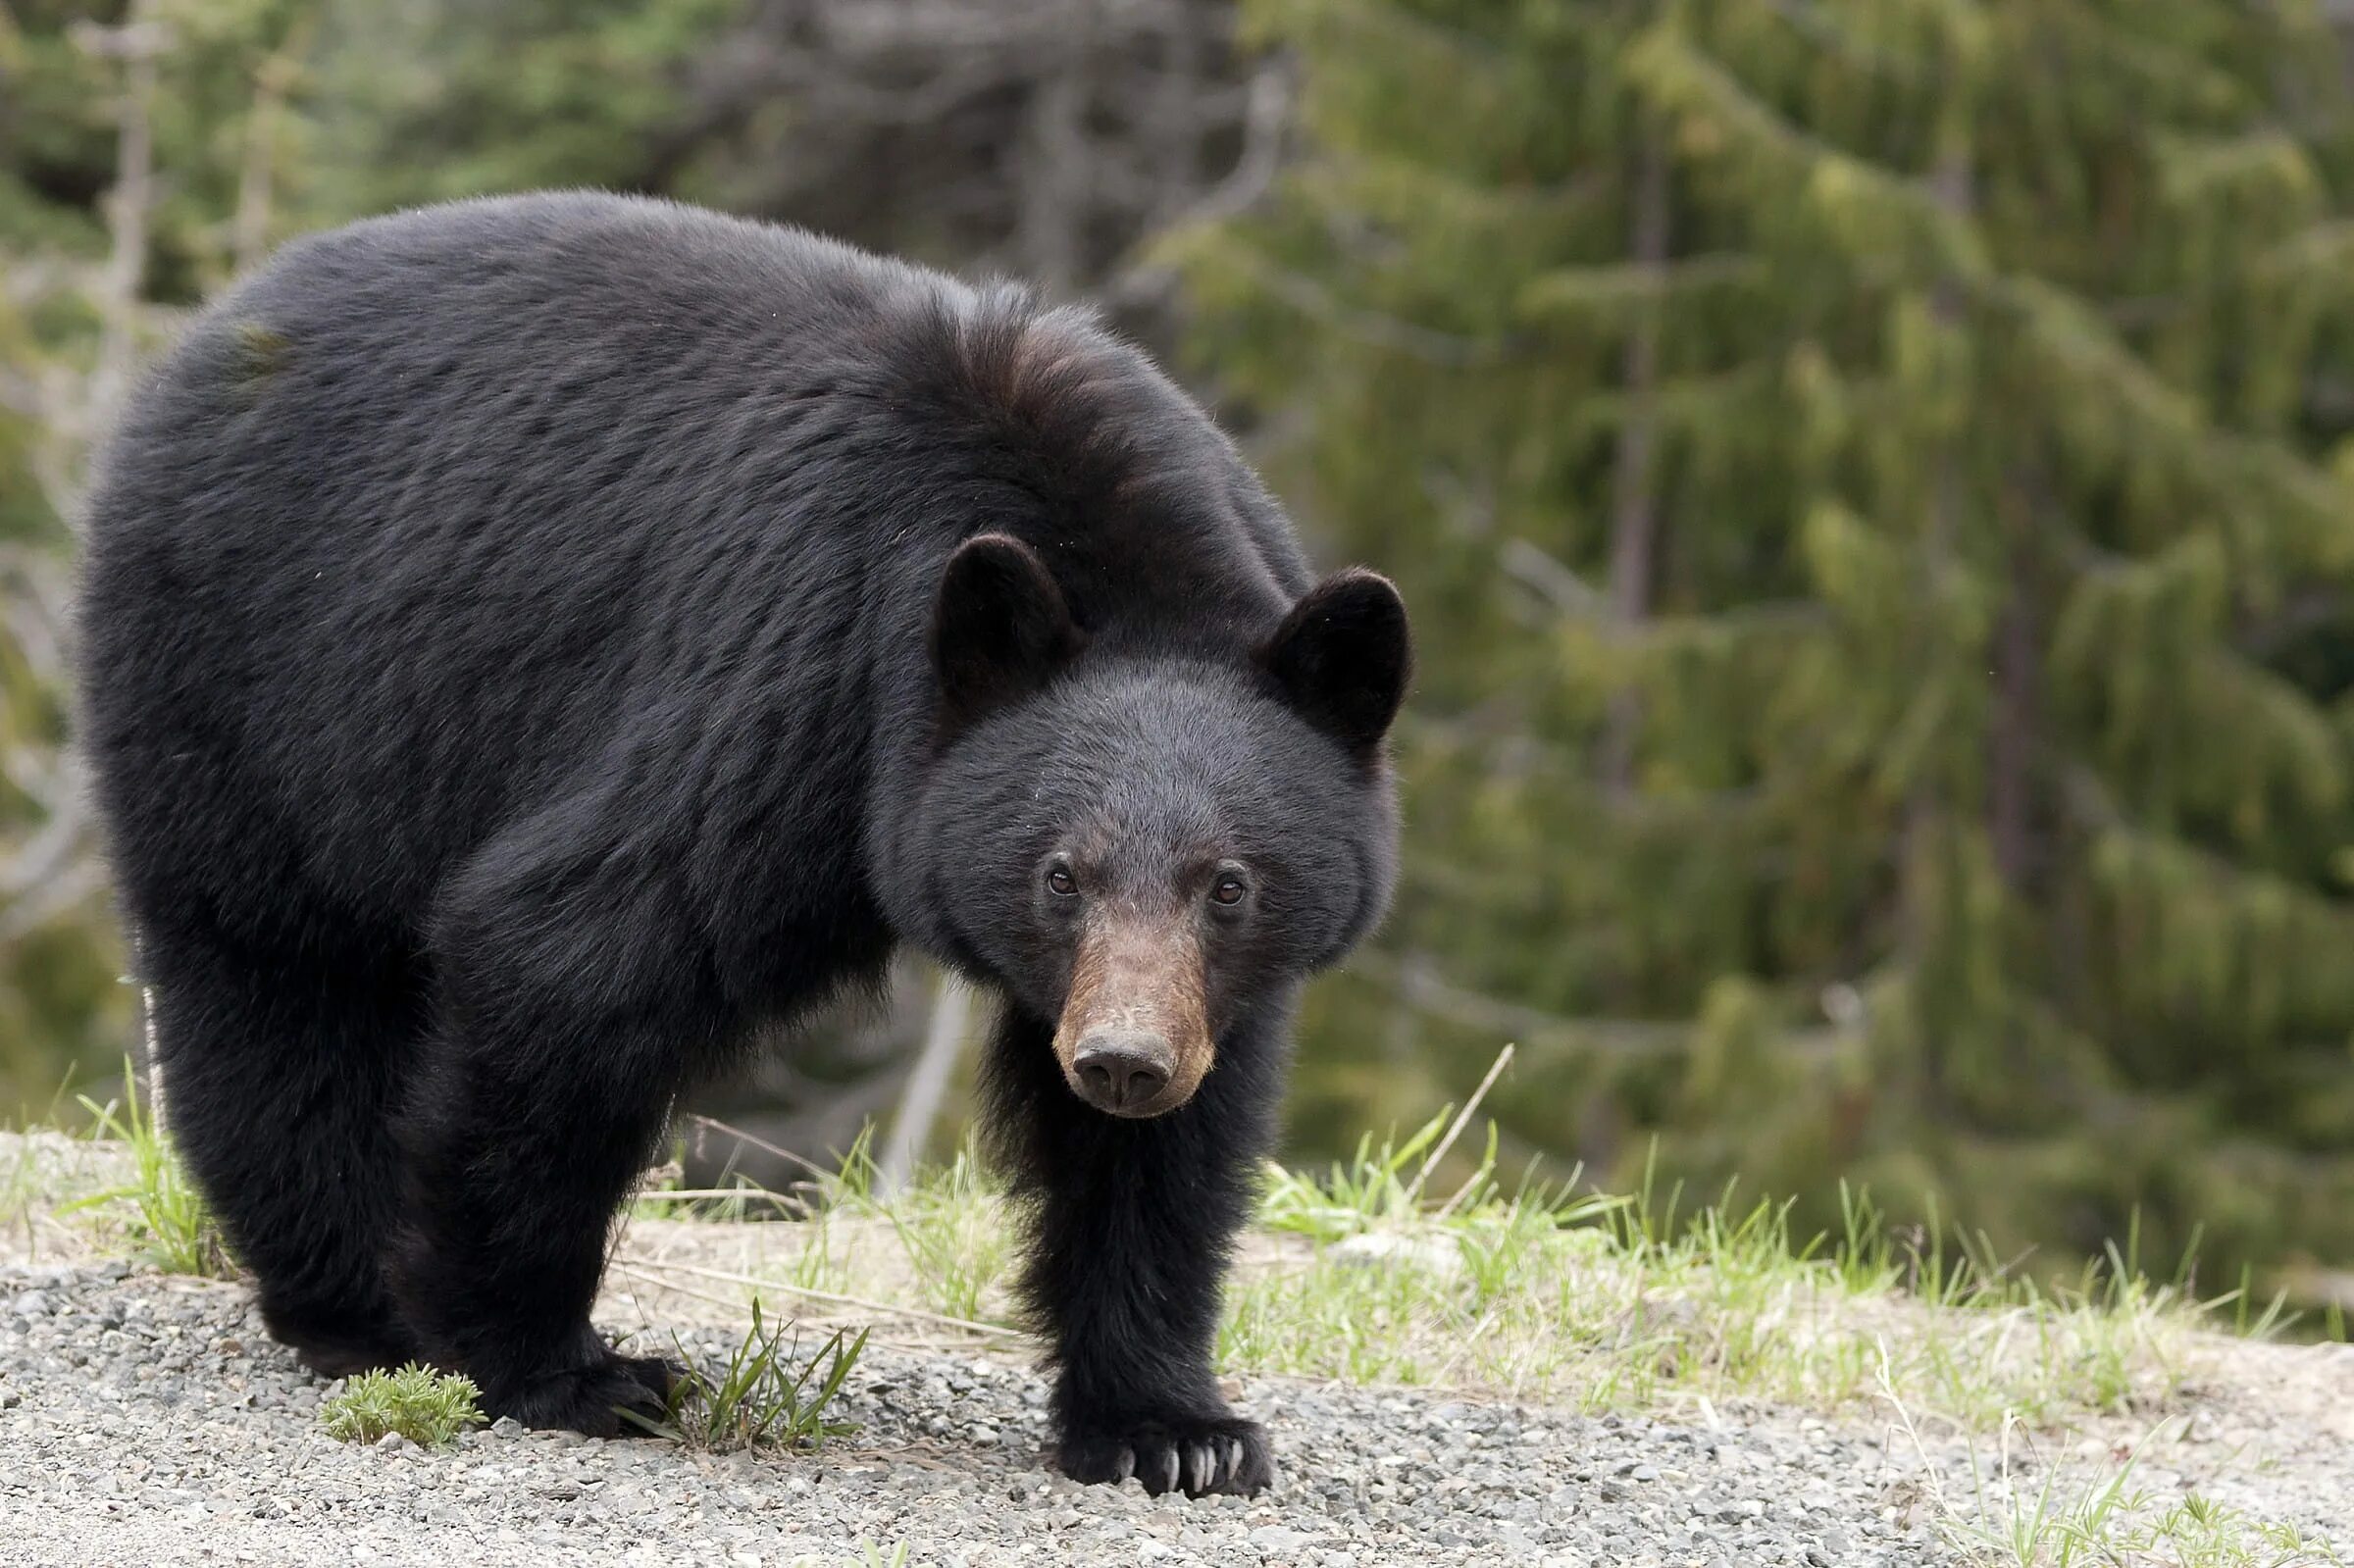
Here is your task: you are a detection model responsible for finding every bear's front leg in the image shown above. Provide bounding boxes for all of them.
[989,1008,1285,1498]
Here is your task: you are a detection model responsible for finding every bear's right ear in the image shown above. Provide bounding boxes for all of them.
[1260,568,1412,753]
[930,532,1084,730]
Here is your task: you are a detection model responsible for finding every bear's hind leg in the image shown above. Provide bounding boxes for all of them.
[389,988,688,1437]
[141,928,424,1378]
[389,828,704,1438]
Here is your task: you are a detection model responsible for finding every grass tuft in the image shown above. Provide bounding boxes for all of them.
[885,1140,1013,1324]
[59,1059,233,1278]
[631,1143,809,1225]
[1876,1361,2344,1568]
[321,1363,486,1448]
[631,1301,868,1453]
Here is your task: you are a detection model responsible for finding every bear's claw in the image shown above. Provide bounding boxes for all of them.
[1058,1416,1273,1497]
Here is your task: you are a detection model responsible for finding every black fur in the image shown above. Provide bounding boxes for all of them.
[77,191,1407,1492]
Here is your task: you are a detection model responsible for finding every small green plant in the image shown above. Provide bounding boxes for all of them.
[818,1122,884,1212]
[321,1363,486,1448]
[0,1138,37,1236]
[61,1059,233,1277]
[1875,1354,2345,1568]
[1258,1112,1451,1242]
[887,1140,1011,1323]
[785,1205,847,1294]
[2,1074,85,1236]
[634,1300,868,1452]
[628,1134,824,1225]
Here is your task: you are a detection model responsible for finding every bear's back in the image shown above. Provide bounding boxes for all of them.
[77,192,1311,936]
[86,189,1306,658]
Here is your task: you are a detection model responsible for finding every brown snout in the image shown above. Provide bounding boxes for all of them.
[1054,911,1212,1118]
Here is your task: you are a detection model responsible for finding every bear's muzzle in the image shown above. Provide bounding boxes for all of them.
[1052,910,1212,1117]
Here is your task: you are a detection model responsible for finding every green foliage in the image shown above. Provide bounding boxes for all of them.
[12,0,2354,1309]
[883,1139,1011,1325]
[0,0,319,1114]
[59,1061,232,1277]
[821,1121,884,1211]
[1189,0,2354,1300]
[1,0,755,1122]
[1257,1094,1619,1245]
[1220,1113,2272,1431]
[299,0,743,222]
[1904,1408,2348,1567]
[320,1363,486,1448]
[624,1111,2284,1436]
[633,1303,867,1454]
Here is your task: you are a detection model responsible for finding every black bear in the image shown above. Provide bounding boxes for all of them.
[77,191,1407,1498]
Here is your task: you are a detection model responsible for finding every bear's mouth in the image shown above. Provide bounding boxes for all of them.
[1051,909,1213,1118]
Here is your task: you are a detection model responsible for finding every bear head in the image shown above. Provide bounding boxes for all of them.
[904,531,1409,1119]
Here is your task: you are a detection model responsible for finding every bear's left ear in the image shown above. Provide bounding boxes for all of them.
[1260,568,1411,752]
[930,531,1085,730]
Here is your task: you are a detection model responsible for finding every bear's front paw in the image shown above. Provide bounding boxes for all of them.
[1057,1415,1274,1497]
[491,1350,681,1439]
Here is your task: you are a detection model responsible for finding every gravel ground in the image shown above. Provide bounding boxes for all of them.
[0,1262,1980,1568]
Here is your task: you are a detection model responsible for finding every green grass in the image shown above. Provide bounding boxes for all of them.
[630,1143,810,1225]
[649,1096,2262,1442]
[1970,1484,2344,1568]
[628,1104,2339,1562]
[883,1140,1013,1324]
[25,1072,2307,1433]
[1877,1383,2345,1568]
[0,1074,85,1237]
[642,1095,2311,1441]
[321,1363,487,1447]
[0,1130,57,1238]
[58,1059,233,1278]
[1212,1112,2244,1433]
[698,1123,1015,1324]
[630,1300,869,1453]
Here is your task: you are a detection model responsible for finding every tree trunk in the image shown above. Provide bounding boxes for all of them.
[1904,140,1975,1102]
[1600,126,1670,796]
[1988,473,2039,893]
[877,972,973,1197]
[1014,2,1092,292]
[84,2,163,447]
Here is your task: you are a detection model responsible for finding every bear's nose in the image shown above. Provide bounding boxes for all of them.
[1073,1032,1175,1115]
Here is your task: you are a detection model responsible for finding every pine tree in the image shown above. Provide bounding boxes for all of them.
[1178,0,2354,1286]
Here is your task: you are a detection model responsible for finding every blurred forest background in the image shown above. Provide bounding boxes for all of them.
[6,0,2354,1315]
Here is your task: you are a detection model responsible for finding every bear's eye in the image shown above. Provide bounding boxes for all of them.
[1210,876,1247,907]
[1047,866,1078,897]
